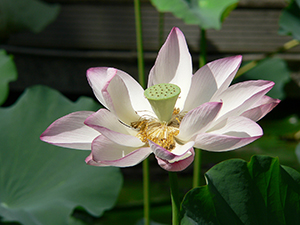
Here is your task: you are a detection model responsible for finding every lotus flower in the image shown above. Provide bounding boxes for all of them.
[40,27,279,171]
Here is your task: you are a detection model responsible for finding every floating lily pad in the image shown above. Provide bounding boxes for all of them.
[181,155,300,224]
[150,0,239,29]
[0,85,123,225]
[0,49,17,105]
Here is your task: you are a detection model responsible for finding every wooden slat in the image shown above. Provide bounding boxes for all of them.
[4,1,300,96]
[6,2,298,54]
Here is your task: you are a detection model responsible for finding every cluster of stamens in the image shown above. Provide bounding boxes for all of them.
[131,108,184,150]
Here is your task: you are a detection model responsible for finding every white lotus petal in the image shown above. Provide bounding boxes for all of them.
[212,80,275,121]
[86,67,113,109]
[155,148,195,172]
[85,109,152,147]
[241,96,280,121]
[209,55,242,95]
[85,108,135,135]
[92,135,137,161]
[40,111,99,150]
[183,56,242,111]
[178,102,222,142]
[85,110,144,147]
[195,116,263,151]
[87,147,152,167]
[114,69,152,113]
[149,140,194,160]
[87,68,143,123]
[91,135,152,166]
[102,69,140,124]
[148,27,192,109]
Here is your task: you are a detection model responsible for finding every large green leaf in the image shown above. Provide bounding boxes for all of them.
[242,58,291,99]
[150,0,239,30]
[0,86,123,225]
[181,155,300,225]
[0,49,17,105]
[278,0,300,40]
[0,0,60,38]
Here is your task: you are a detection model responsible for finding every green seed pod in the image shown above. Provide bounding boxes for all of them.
[144,83,181,122]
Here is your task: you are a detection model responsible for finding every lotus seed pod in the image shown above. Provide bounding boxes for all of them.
[144,83,181,122]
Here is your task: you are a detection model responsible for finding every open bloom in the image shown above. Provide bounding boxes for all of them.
[40,27,279,171]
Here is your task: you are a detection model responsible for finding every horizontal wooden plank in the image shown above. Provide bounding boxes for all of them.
[6,2,298,54]
[3,1,300,97]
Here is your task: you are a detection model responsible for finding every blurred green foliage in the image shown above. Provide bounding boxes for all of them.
[0,50,17,105]
[279,0,300,40]
[0,86,122,225]
[0,0,60,39]
[150,0,239,29]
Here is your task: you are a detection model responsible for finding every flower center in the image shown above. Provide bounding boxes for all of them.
[144,83,181,122]
[131,108,184,150]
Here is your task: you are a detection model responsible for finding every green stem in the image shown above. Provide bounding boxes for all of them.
[235,39,300,79]
[143,159,150,225]
[193,148,202,188]
[134,1,149,225]
[134,0,146,88]
[199,28,207,67]
[169,172,180,225]
[193,28,207,188]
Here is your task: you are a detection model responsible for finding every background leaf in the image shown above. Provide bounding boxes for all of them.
[0,85,123,225]
[0,0,60,38]
[0,49,17,105]
[150,0,239,30]
[278,0,300,40]
[181,155,300,225]
[241,58,291,99]
[295,142,300,164]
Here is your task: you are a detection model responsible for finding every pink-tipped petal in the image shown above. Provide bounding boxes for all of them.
[92,135,137,161]
[89,136,152,167]
[102,68,140,124]
[241,96,280,121]
[87,68,142,123]
[209,55,242,95]
[84,109,143,147]
[178,102,222,142]
[87,67,113,109]
[195,116,263,151]
[91,135,150,166]
[85,108,132,135]
[92,126,144,148]
[156,148,195,172]
[40,111,99,150]
[149,140,194,161]
[101,147,152,167]
[183,56,242,111]
[148,27,192,109]
[212,80,275,121]
[85,153,109,166]
[114,69,152,114]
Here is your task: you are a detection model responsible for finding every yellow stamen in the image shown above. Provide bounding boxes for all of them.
[131,108,184,150]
